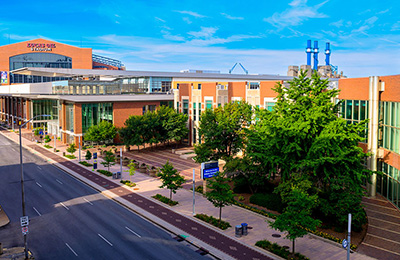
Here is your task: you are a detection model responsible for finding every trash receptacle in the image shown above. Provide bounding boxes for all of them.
[235,225,243,238]
[117,172,121,179]
[241,223,248,235]
[112,172,117,179]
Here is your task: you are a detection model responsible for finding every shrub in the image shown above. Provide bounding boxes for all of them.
[194,214,231,230]
[44,144,53,149]
[152,194,178,206]
[97,169,112,177]
[120,180,136,187]
[64,154,76,159]
[255,240,310,260]
[44,135,51,143]
[190,185,204,194]
[238,195,245,201]
[79,161,93,167]
[250,193,284,213]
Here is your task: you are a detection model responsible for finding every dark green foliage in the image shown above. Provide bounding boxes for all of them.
[43,144,53,149]
[44,135,51,143]
[255,240,310,260]
[152,194,178,206]
[205,172,235,227]
[194,214,231,230]
[97,169,112,177]
[85,150,92,160]
[101,150,116,172]
[157,161,185,201]
[190,185,204,194]
[249,193,284,213]
[64,154,76,159]
[79,161,93,167]
[194,101,253,163]
[84,121,117,143]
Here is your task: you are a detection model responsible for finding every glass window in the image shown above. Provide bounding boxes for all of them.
[206,100,212,109]
[183,99,189,115]
[346,100,352,119]
[265,102,275,112]
[82,103,113,133]
[193,103,196,121]
[198,84,202,90]
[354,100,359,120]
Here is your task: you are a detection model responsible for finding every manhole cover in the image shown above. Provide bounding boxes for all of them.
[272,234,281,238]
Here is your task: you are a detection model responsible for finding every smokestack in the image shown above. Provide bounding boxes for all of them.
[325,42,331,66]
[306,40,312,66]
[313,41,319,71]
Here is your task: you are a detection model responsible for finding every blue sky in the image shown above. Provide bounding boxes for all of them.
[1,0,399,77]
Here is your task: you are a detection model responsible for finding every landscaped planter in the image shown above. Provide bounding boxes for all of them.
[137,164,147,173]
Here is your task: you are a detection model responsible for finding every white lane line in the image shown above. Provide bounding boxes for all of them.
[60,202,69,211]
[37,166,42,170]
[33,207,41,216]
[56,179,63,185]
[125,226,141,237]
[36,182,42,188]
[98,233,113,246]
[83,198,93,205]
[65,243,78,257]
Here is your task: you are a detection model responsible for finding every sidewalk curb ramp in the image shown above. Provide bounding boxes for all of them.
[0,204,10,228]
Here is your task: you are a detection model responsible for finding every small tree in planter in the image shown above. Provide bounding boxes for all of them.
[44,135,51,144]
[85,150,92,161]
[205,171,235,228]
[101,150,116,172]
[127,161,136,183]
[157,161,185,201]
[138,163,147,173]
[149,166,158,177]
[66,143,77,157]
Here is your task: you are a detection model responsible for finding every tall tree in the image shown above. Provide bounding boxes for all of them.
[119,115,145,151]
[85,121,117,143]
[157,161,185,200]
[205,172,235,227]
[194,101,253,163]
[247,70,371,229]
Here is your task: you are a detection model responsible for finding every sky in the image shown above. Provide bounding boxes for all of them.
[1,0,399,77]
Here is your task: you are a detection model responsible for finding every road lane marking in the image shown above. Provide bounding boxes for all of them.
[60,202,69,210]
[83,198,93,205]
[33,207,41,216]
[37,166,42,170]
[56,179,63,185]
[36,182,42,188]
[125,226,141,237]
[98,234,113,246]
[65,243,78,257]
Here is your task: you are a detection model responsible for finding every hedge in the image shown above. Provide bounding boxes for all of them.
[250,193,284,213]
[97,169,112,177]
[255,240,309,260]
[120,180,136,187]
[194,213,231,230]
[152,194,178,206]
[79,161,93,167]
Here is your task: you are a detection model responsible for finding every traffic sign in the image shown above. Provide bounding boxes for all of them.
[20,216,29,227]
[21,226,29,235]
[342,239,348,249]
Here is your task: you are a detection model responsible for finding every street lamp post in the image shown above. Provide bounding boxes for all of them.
[19,114,50,259]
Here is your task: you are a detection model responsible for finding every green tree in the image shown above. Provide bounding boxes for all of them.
[66,143,77,156]
[85,150,92,160]
[101,150,116,172]
[127,160,136,183]
[205,172,235,227]
[164,111,189,146]
[85,121,117,143]
[119,115,145,151]
[194,101,253,163]
[270,175,321,254]
[247,71,371,229]
[157,161,185,201]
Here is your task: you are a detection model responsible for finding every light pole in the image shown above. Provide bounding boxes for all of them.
[19,114,50,259]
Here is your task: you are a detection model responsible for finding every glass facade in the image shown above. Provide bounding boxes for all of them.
[380,101,400,154]
[10,53,72,83]
[265,102,275,111]
[183,99,189,115]
[377,162,400,209]
[31,100,58,128]
[206,100,212,109]
[81,103,113,133]
[340,99,369,142]
[53,77,172,95]
[65,103,74,132]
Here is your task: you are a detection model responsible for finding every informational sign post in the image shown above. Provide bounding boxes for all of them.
[93,152,98,170]
[201,161,219,179]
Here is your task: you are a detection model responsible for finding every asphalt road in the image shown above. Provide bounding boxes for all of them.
[0,135,211,260]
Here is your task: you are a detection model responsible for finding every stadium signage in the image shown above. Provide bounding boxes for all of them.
[27,43,56,52]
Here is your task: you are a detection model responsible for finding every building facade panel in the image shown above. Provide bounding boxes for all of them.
[380,75,400,102]
[338,77,370,100]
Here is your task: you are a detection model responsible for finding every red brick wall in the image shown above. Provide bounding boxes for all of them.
[228,82,246,102]
[113,101,160,128]
[338,77,369,100]
[379,75,400,102]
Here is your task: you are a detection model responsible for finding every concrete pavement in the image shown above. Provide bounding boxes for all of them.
[0,128,377,260]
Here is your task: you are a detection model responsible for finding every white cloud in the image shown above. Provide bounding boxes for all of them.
[351,16,378,34]
[391,21,400,31]
[330,20,344,28]
[155,17,166,23]
[378,9,390,14]
[188,27,218,38]
[265,0,329,29]
[221,13,244,20]
[183,17,192,24]
[174,10,206,18]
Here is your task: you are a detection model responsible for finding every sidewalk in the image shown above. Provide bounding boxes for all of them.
[1,128,376,260]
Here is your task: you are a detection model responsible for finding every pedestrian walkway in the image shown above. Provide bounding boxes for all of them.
[1,128,378,260]
[358,196,400,259]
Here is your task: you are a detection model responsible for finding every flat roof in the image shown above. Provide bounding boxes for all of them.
[5,94,174,103]
[12,67,295,81]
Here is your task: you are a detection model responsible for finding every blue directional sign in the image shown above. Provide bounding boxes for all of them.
[201,161,219,179]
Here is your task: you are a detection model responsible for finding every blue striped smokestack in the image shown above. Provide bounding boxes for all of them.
[313,41,319,71]
[306,40,312,66]
[325,42,331,66]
